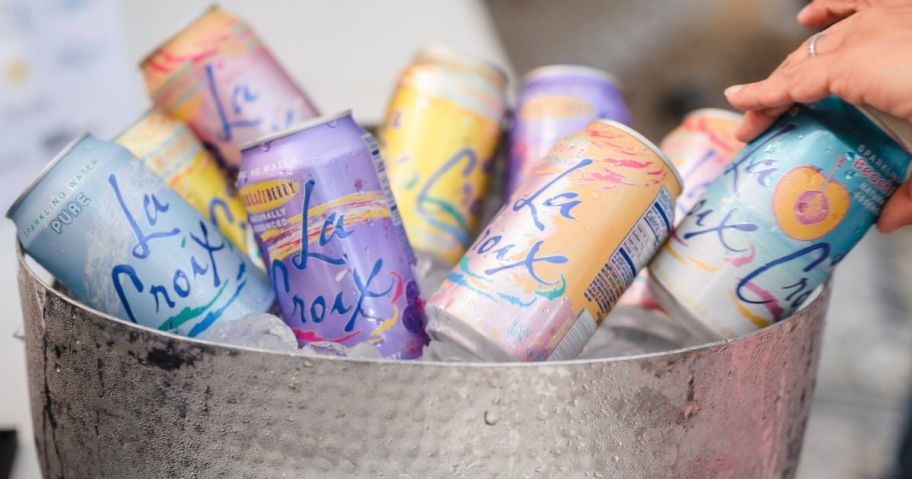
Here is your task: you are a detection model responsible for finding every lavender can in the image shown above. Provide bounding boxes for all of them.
[6,134,275,337]
[238,111,428,359]
[507,65,631,196]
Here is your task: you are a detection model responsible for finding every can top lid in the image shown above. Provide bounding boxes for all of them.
[240,109,353,151]
[858,106,912,154]
[522,64,620,87]
[6,132,91,220]
[412,44,508,91]
[112,107,160,141]
[593,119,684,191]
[684,108,743,123]
[138,4,222,68]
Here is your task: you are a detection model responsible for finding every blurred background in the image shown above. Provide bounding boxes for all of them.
[1,1,911,478]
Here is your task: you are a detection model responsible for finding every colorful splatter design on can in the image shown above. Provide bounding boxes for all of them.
[116,109,261,266]
[507,65,630,196]
[238,111,428,359]
[141,6,319,173]
[649,97,911,338]
[378,54,507,267]
[426,120,682,361]
[618,108,743,309]
[6,134,275,337]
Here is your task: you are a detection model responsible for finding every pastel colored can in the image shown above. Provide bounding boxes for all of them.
[140,6,319,173]
[6,134,275,337]
[378,51,507,271]
[660,108,745,220]
[617,108,743,309]
[426,120,682,362]
[507,65,630,196]
[649,97,912,339]
[116,109,261,266]
[238,111,428,359]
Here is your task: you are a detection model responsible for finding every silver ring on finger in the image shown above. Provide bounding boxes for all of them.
[808,32,825,58]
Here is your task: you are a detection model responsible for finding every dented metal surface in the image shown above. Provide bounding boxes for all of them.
[17,248,828,478]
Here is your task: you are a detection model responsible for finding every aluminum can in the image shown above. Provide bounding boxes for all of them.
[507,65,630,196]
[115,109,261,266]
[140,6,319,173]
[238,111,428,359]
[6,133,275,337]
[649,96,912,339]
[378,50,507,272]
[426,120,682,361]
[618,108,743,309]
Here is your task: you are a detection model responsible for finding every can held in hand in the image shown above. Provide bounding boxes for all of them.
[141,6,319,173]
[238,111,428,359]
[378,48,507,273]
[507,65,630,196]
[649,97,912,339]
[6,134,275,337]
[618,108,743,309]
[116,109,261,266]
[426,120,682,362]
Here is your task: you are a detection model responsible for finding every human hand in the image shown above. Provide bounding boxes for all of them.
[722,1,912,231]
[796,0,878,27]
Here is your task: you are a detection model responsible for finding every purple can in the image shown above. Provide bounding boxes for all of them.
[237,110,428,359]
[507,65,631,196]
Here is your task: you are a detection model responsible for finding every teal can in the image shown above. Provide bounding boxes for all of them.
[649,96,912,339]
[6,133,275,337]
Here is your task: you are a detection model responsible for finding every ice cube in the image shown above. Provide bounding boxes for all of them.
[414,252,452,296]
[576,306,703,359]
[198,313,297,352]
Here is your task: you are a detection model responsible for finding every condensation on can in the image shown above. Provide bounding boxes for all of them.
[6,133,275,337]
[649,97,912,338]
[427,120,682,362]
[237,111,429,359]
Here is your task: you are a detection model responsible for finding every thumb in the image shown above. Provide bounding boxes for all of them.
[877,179,912,233]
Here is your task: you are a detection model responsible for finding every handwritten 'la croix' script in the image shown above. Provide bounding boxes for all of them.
[107,173,249,336]
[462,158,592,288]
[270,179,394,333]
[204,64,298,144]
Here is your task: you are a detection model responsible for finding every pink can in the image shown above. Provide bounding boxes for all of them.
[618,108,743,309]
[140,6,319,174]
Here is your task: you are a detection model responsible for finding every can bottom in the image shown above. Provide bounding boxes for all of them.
[647,275,726,344]
[425,303,517,362]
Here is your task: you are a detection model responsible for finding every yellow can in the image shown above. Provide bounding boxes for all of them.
[115,110,261,267]
[378,51,507,270]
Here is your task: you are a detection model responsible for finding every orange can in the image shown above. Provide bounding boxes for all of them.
[427,120,682,361]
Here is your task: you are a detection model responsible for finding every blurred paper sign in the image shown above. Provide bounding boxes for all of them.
[0,0,143,214]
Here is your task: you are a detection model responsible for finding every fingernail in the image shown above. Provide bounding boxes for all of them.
[724,85,744,97]
[796,4,811,19]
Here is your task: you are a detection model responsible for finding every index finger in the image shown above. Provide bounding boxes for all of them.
[797,0,865,27]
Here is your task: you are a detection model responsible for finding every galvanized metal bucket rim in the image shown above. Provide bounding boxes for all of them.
[17,241,827,368]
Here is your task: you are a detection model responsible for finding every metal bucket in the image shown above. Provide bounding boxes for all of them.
[17,245,828,478]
